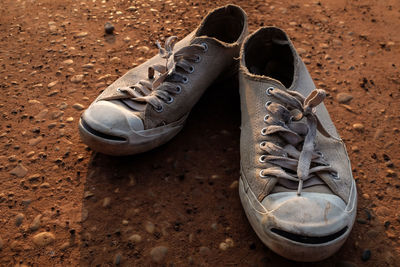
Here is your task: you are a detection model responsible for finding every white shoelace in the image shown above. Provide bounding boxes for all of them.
[259,87,338,195]
[116,36,208,112]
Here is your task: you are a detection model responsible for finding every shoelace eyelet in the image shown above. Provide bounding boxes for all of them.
[188,66,194,73]
[176,85,182,94]
[332,172,340,180]
[266,87,274,95]
[265,101,272,109]
[166,96,174,104]
[201,42,208,52]
[259,155,267,163]
[154,105,164,113]
[259,170,268,178]
[195,55,201,63]
[259,141,266,148]
[260,141,267,148]
[261,127,267,136]
[182,76,189,84]
[263,114,269,122]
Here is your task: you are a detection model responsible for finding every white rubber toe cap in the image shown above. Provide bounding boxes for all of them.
[81,100,144,139]
[262,192,350,237]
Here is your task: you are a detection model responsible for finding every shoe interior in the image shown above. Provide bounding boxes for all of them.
[244,28,294,88]
[197,5,245,44]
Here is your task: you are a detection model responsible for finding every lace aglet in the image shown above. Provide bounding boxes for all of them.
[297,179,303,196]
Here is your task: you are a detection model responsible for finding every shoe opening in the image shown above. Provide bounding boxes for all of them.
[197,5,245,44]
[271,226,348,244]
[244,27,294,88]
[81,119,126,142]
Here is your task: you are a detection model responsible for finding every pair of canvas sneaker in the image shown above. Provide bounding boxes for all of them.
[78,5,357,262]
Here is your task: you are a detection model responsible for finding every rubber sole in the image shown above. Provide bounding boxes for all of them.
[238,176,356,262]
[78,118,184,156]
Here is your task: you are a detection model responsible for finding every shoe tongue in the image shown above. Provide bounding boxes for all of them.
[111,99,146,113]
[277,176,324,190]
[272,176,334,195]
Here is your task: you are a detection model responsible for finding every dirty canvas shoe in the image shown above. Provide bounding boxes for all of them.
[79,5,248,155]
[238,27,357,262]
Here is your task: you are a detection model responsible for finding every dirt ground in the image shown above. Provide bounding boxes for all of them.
[0,0,399,266]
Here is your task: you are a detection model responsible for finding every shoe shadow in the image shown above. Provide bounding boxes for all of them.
[79,76,397,266]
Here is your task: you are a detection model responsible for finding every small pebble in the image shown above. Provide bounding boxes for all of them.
[10,164,28,178]
[110,57,121,64]
[75,31,88,38]
[361,249,371,261]
[102,197,111,208]
[229,180,238,189]
[28,136,43,146]
[137,46,150,53]
[63,59,74,65]
[29,214,42,231]
[32,232,55,247]
[82,63,94,69]
[71,74,84,83]
[72,103,85,111]
[128,234,142,243]
[336,93,353,104]
[145,221,155,234]
[66,117,74,122]
[150,246,168,263]
[114,253,122,265]
[47,81,58,88]
[219,242,229,251]
[60,241,70,250]
[225,238,234,247]
[15,213,25,226]
[353,123,364,132]
[104,22,115,34]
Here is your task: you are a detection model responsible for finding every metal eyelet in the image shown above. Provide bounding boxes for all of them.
[332,172,340,180]
[265,101,272,109]
[259,155,267,163]
[201,42,208,52]
[266,87,274,95]
[259,170,268,178]
[154,105,164,113]
[261,127,267,136]
[117,88,122,92]
[166,96,174,104]
[188,66,194,73]
[176,85,182,94]
[195,55,201,63]
[263,114,269,122]
[259,141,266,148]
[182,76,188,84]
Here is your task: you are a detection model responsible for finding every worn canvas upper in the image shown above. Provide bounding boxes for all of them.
[239,27,354,203]
[89,5,248,130]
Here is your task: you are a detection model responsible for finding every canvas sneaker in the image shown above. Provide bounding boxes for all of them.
[79,5,248,155]
[238,27,357,262]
